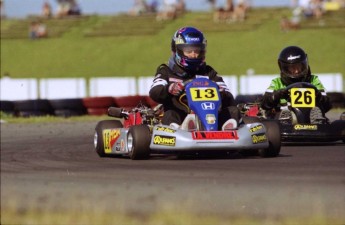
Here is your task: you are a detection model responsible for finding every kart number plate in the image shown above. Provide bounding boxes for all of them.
[290,88,315,108]
[189,87,219,101]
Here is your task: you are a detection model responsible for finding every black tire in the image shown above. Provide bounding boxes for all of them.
[49,98,87,116]
[13,99,54,116]
[0,100,14,112]
[127,125,151,160]
[94,120,123,157]
[258,121,281,158]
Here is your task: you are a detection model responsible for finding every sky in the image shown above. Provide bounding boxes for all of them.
[2,0,292,19]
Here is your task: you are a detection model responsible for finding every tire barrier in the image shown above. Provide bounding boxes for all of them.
[49,98,87,117]
[13,99,54,117]
[82,96,116,116]
[0,100,15,115]
[113,95,149,110]
[1,93,344,117]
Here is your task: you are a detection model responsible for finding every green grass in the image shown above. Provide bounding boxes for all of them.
[0,8,344,117]
[1,8,344,79]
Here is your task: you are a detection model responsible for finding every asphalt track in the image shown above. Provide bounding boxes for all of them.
[1,120,344,222]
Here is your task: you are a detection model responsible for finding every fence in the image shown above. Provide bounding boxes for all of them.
[0,73,343,101]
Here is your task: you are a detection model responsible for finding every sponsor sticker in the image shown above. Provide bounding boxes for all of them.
[251,133,267,144]
[250,125,263,133]
[103,129,121,153]
[192,131,239,140]
[294,124,318,130]
[155,126,176,133]
[201,102,215,110]
[153,135,176,146]
[206,114,216,124]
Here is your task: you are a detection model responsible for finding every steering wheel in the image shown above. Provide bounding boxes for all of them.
[171,79,194,114]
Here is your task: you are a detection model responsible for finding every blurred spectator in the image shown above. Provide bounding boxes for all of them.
[147,0,159,13]
[29,21,38,39]
[225,0,235,11]
[56,0,70,17]
[129,0,148,16]
[213,0,233,23]
[56,0,81,17]
[29,21,48,39]
[297,0,324,19]
[68,0,81,15]
[42,1,53,18]
[156,0,178,20]
[214,0,248,23]
[232,0,248,21]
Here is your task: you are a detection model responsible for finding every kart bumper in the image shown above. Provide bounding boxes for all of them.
[281,124,345,142]
[149,124,269,152]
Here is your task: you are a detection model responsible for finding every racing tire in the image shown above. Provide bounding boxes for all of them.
[258,120,281,158]
[127,125,151,160]
[94,120,123,157]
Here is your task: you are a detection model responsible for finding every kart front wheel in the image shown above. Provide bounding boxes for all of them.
[259,121,281,157]
[127,125,151,160]
[94,120,123,157]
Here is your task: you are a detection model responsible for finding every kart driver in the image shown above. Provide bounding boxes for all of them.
[149,26,240,130]
[260,45,331,124]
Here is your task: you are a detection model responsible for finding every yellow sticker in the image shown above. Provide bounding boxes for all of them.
[190,87,219,101]
[103,129,121,153]
[290,88,315,108]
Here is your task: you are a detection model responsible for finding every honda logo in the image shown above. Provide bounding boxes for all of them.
[201,102,215,110]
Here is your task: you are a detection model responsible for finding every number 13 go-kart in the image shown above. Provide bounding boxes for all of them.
[94,77,281,160]
[240,82,345,143]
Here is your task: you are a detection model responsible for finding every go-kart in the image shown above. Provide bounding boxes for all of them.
[94,77,281,159]
[239,82,345,143]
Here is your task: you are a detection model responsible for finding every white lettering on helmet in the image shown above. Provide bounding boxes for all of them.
[287,55,301,60]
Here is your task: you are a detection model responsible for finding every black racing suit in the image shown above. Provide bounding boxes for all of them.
[149,57,239,128]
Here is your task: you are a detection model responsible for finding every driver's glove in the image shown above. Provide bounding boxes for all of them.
[168,82,184,96]
[273,89,289,101]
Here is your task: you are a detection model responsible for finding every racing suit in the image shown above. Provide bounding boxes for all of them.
[261,74,332,114]
[149,57,239,128]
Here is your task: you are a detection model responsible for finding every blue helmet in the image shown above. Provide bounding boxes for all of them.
[171,27,207,74]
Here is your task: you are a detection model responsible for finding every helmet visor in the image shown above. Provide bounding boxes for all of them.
[281,60,308,78]
[176,44,206,59]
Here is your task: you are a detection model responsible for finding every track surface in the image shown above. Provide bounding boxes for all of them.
[1,121,344,221]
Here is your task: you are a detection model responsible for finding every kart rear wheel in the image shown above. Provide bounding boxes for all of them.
[127,125,151,160]
[94,120,123,157]
[258,121,281,157]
